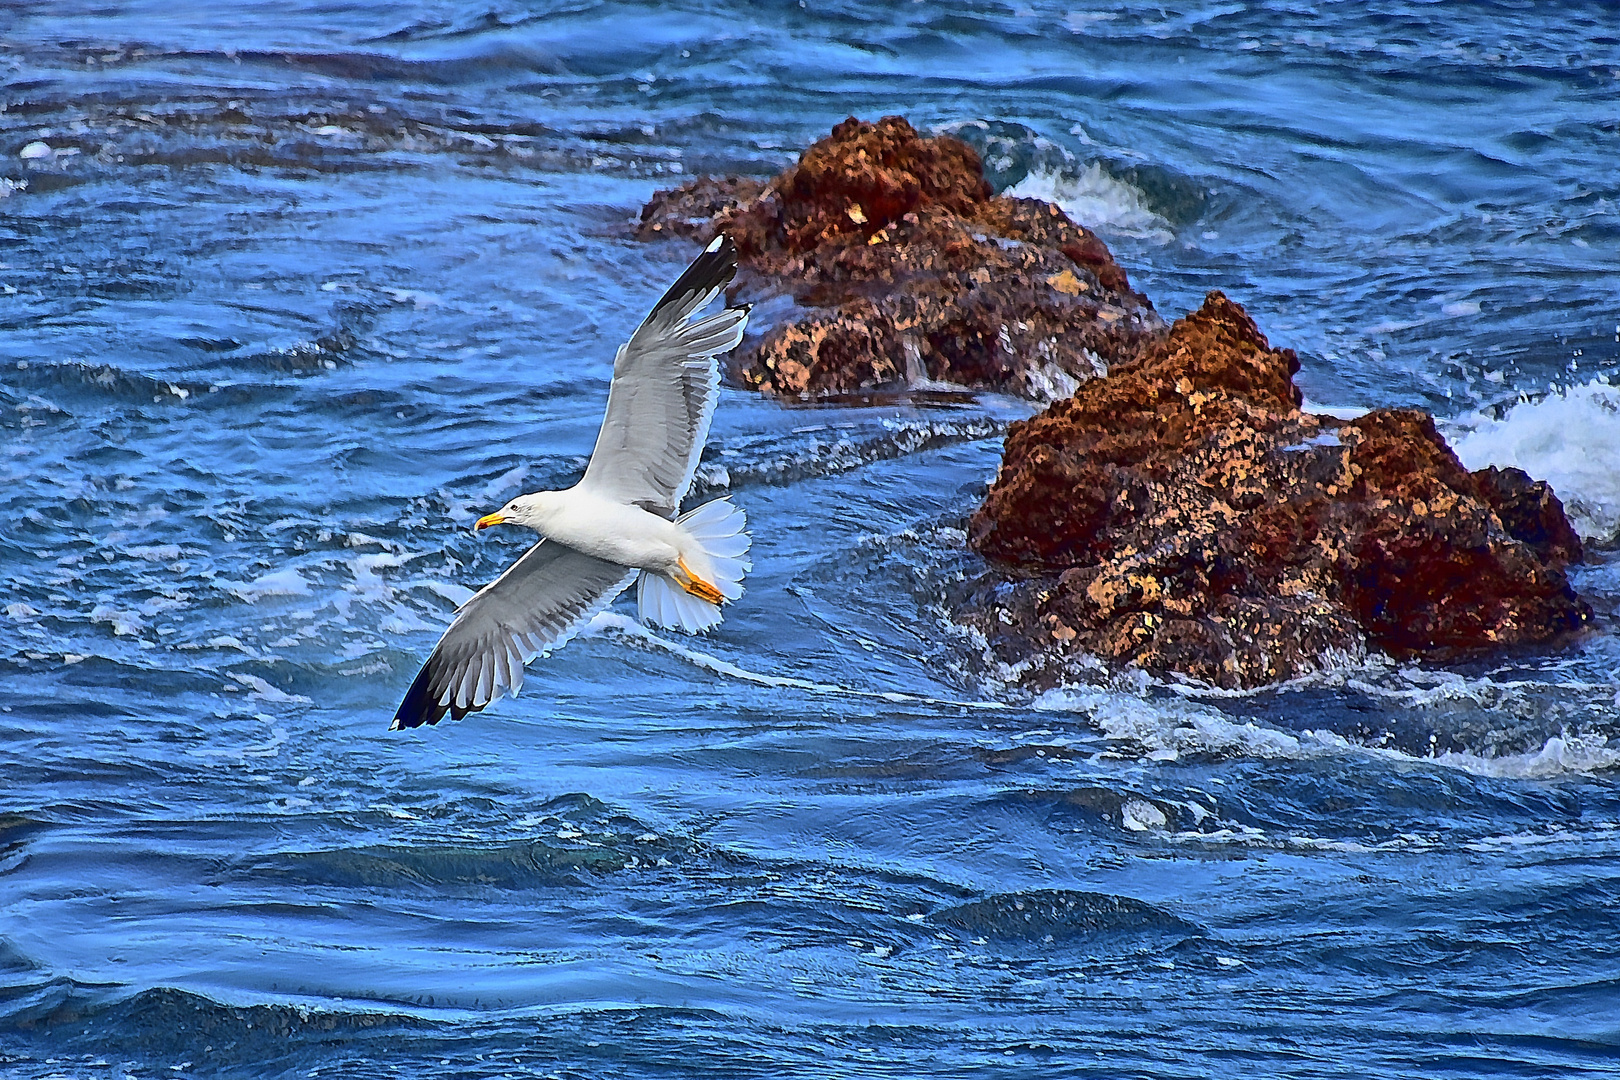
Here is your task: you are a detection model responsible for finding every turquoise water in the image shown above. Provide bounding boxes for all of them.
[3,3,1620,1077]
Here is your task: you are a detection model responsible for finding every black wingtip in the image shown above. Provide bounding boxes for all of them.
[650,232,738,318]
[391,658,449,730]
[392,654,492,731]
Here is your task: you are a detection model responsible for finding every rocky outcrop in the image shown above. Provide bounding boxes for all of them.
[641,116,1589,686]
[962,292,1591,689]
[638,116,1162,399]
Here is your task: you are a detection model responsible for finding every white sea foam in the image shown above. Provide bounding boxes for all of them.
[1446,377,1620,543]
[124,543,184,561]
[1299,397,1369,421]
[226,672,312,705]
[417,580,476,607]
[479,464,529,502]
[225,567,311,602]
[383,288,442,308]
[1432,734,1620,780]
[89,604,144,636]
[1005,164,1173,242]
[1033,684,1620,779]
[1033,687,1309,760]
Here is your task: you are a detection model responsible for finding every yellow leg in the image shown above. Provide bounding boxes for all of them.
[676,556,725,605]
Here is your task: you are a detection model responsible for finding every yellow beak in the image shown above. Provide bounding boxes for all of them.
[474,511,507,531]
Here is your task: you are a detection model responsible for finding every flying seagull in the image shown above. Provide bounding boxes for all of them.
[392,235,752,730]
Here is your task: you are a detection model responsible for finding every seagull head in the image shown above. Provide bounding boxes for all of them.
[475,497,523,531]
[475,492,556,533]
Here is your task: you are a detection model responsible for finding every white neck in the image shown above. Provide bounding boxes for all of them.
[506,490,564,533]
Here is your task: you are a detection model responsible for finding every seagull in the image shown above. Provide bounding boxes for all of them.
[392,235,752,730]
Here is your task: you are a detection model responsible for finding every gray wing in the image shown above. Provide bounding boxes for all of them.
[580,234,750,518]
[392,542,635,729]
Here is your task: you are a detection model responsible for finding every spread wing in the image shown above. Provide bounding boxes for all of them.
[392,542,636,730]
[580,234,750,518]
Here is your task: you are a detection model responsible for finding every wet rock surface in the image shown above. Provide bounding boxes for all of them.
[961,293,1592,689]
[638,115,1163,399]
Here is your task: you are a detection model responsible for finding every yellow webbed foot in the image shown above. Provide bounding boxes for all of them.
[676,556,725,605]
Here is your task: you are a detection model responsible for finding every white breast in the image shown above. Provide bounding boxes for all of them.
[541,488,683,572]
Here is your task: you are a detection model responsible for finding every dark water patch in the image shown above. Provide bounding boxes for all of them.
[946,117,1207,227]
[0,983,431,1074]
[213,298,382,376]
[0,976,124,1031]
[10,753,176,793]
[0,939,40,980]
[0,813,47,851]
[999,784,1191,835]
[974,742,1093,769]
[176,334,243,354]
[0,697,137,724]
[803,743,990,784]
[941,118,1070,192]
[1485,877,1620,950]
[15,655,227,701]
[231,45,570,85]
[997,755,1620,853]
[0,814,47,876]
[0,335,386,423]
[932,889,1204,945]
[233,339,351,377]
[364,10,553,47]
[2,85,696,184]
[2,359,210,405]
[249,837,656,891]
[242,793,697,891]
[692,414,1009,496]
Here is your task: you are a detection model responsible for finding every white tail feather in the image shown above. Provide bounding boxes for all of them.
[637,498,752,633]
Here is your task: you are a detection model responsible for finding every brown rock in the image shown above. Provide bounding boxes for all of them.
[1472,464,1584,565]
[962,292,1591,689]
[638,116,1163,399]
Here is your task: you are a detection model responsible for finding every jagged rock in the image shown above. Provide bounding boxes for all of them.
[962,292,1591,689]
[638,115,1163,399]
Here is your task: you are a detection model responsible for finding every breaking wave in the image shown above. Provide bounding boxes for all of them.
[1447,377,1620,545]
[1005,163,1175,243]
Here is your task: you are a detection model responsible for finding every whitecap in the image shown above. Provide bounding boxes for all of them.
[1005,163,1174,243]
[226,672,313,704]
[225,567,312,602]
[89,604,144,636]
[1033,681,1619,779]
[417,579,476,607]
[1446,377,1620,543]
[478,464,530,502]
[124,543,184,561]
[1033,686,1309,760]
[1432,733,1620,780]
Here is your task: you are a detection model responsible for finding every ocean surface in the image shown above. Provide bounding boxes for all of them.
[4,3,1620,1077]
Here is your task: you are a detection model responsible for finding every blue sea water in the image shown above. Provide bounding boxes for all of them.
[3,2,1620,1077]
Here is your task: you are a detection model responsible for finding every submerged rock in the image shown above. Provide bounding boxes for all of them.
[638,115,1163,399]
[962,292,1591,689]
